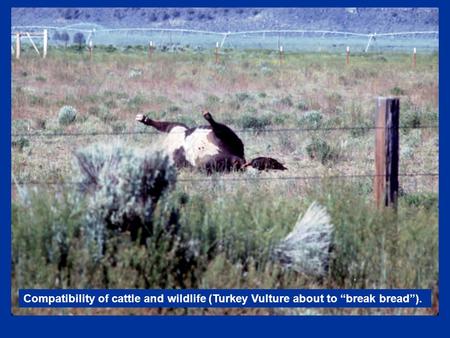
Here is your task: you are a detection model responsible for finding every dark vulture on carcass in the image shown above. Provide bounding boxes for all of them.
[135,111,287,174]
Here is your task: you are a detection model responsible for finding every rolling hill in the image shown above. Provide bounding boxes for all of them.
[12,8,438,33]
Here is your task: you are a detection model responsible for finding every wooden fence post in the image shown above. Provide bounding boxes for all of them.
[43,29,48,58]
[148,41,154,60]
[346,46,350,65]
[279,45,284,65]
[15,32,20,59]
[374,97,400,209]
[88,40,93,60]
[215,42,219,64]
[412,47,417,68]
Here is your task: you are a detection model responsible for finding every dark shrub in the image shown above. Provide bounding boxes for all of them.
[306,137,339,165]
[239,114,272,131]
[74,144,177,252]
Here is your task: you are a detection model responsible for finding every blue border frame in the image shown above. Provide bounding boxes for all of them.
[2,1,447,337]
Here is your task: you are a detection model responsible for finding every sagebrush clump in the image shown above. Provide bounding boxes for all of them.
[239,114,272,130]
[74,143,177,256]
[298,111,323,129]
[12,137,30,151]
[306,137,340,164]
[58,105,77,125]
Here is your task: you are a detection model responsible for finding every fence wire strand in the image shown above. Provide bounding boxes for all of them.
[11,124,438,186]
[11,125,438,138]
[11,26,438,53]
[12,173,438,187]
[11,26,439,38]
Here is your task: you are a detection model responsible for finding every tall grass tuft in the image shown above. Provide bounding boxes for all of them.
[307,181,438,289]
[275,202,333,277]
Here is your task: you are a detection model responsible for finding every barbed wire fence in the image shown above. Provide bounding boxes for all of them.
[10,27,439,200]
[12,124,438,193]
[11,124,438,138]
[12,174,438,190]
[11,26,439,55]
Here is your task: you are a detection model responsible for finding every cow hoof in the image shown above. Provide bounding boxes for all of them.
[203,111,212,120]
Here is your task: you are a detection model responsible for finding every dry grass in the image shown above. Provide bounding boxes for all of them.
[12,48,438,193]
[11,48,439,316]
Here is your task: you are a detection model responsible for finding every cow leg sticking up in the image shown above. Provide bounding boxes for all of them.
[135,114,188,132]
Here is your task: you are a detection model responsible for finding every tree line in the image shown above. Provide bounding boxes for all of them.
[52,31,86,48]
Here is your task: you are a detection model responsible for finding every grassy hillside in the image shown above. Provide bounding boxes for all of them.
[12,8,438,33]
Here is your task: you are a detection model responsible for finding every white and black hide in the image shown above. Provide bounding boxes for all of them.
[135,111,287,174]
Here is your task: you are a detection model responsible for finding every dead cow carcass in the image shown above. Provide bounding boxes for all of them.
[135,111,287,174]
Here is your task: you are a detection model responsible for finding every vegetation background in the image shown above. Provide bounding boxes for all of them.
[11,8,439,315]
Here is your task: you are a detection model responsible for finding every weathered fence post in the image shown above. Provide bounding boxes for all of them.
[88,40,93,61]
[279,45,284,65]
[346,46,350,65]
[412,47,417,68]
[15,32,21,59]
[215,42,219,64]
[148,41,155,60]
[374,97,400,209]
[43,29,48,58]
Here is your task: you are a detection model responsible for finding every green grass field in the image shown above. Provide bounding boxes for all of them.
[16,28,439,53]
[11,47,438,315]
